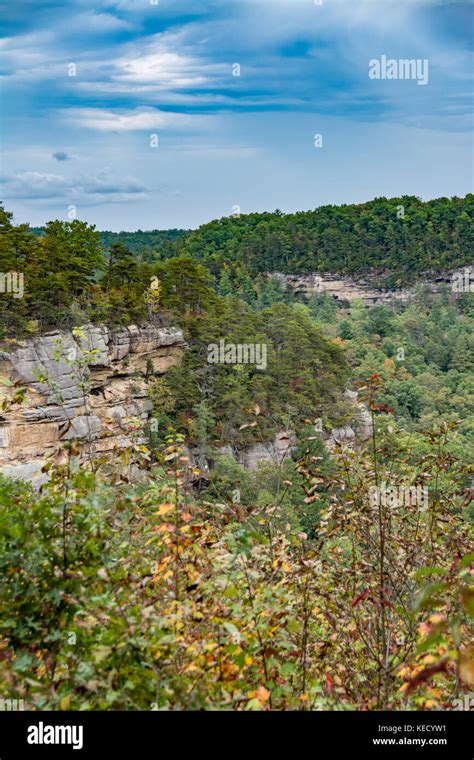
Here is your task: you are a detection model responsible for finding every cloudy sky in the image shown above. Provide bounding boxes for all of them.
[0,0,472,230]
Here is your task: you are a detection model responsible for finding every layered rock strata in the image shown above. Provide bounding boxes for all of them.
[0,323,185,486]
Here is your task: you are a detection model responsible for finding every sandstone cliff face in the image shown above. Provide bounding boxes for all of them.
[0,323,185,486]
[271,270,462,307]
[0,320,373,487]
[324,389,373,451]
[236,430,298,472]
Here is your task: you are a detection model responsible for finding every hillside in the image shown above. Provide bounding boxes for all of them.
[0,197,472,713]
[31,226,189,260]
[177,195,473,286]
[28,194,474,284]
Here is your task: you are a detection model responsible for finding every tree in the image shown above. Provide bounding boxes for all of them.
[0,204,38,335]
[106,242,140,289]
[157,256,216,314]
[29,219,105,327]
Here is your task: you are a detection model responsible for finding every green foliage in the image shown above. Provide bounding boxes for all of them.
[99,228,188,260]
[31,220,106,325]
[153,256,217,314]
[2,195,472,336]
[0,470,111,650]
[0,198,472,713]
[0,206,38,336]
[160,298,349,447]
[309,295,474,454]
[0,416,471,711]
[178,195,473,283]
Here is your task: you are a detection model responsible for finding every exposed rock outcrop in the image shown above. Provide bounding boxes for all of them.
[324,389,373,451]
[271,269,467,307]
[238,431,297,472]
[213,390,373,472]
[0,323,185,486]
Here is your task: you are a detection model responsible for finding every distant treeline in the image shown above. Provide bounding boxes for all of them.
[177,195,473,286]
[28,195,473,286]
[30,226,189,260]
[3,194,472,337]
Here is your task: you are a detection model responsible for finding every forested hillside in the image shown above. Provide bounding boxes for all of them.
[31,226,189,259]
[177,195,473,286]
[0,197,472,712]
[28,195,474,287]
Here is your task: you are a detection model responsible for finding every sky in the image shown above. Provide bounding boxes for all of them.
[0,0,473,231]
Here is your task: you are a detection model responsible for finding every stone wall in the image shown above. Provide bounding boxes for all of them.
[0,323,185,486]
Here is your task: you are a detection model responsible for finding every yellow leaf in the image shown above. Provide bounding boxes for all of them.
[157,503,174,516]
[254,686,270,704]
[246,698,263,711]
[418,623,431,636]
[91,646,112,664]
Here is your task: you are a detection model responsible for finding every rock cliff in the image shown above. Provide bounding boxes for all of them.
[0,323,185,486]
[271,269,465,307]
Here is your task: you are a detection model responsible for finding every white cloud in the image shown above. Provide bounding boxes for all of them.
[117,50,207,88]
[66,11,134,32]
[0,31,56,76]
[62,106,208,132]
[1,168,148,203]
[1,171,69,199]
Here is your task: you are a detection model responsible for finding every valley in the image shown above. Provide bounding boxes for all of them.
[0,195,472,712]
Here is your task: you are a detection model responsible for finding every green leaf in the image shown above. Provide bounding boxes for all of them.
[222,622,241,644]
[416,623,446,655]
[91,646,113,664]
[413,582,448,611]
[460,587,474,618]
[413,567,447,580]
[245,698,263,711]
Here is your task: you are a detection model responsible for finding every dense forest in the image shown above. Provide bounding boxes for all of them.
[28,194,473,285]
[31,226,189,259]
[2,195,473,337]
[178,196,473,287]
[0,197,472,712]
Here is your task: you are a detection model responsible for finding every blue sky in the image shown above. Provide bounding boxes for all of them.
[0,0,472,230]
